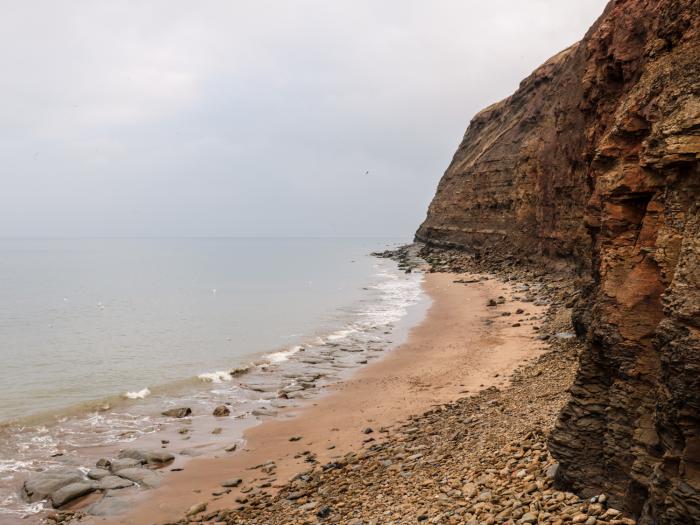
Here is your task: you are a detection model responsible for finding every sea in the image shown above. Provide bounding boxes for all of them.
[0,237,427,518]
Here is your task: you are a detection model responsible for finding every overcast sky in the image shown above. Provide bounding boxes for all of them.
[0,0,608,238]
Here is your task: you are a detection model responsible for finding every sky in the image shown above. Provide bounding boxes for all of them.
[0,0,609,238]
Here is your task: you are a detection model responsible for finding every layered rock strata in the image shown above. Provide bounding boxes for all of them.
[416,0,700,522]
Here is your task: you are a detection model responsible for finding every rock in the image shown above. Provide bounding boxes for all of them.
[118,449,174,465]
[186,502,207,516]
[553,332,575,340]
[251,408,277,417]
[213,405,231,417]
[161,407,192,418]
[98,476,134,490]
[86,495,132,516]
[109,458,143,472]
[221,478,242,488]
[317,505,332,518]
[95,458,111,469]
[225,444,238,452]
[50,482,96,508]
[545,462,559,480]
[87,468,110,480]
[487,299,497,307]
[362,427,373,434]
[289,436,302,442]
[23,468,84,502]
[113,468,161,489]
[520,512,537,523]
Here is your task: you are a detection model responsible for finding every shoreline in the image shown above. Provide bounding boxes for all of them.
[1,252,424,524]
[88,271,547,524]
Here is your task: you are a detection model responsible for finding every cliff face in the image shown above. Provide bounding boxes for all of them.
[416,1,700,523]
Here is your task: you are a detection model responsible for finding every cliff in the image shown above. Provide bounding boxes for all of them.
[416,0,700,523]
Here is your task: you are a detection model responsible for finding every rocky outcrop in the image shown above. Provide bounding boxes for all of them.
[416,0,699,523]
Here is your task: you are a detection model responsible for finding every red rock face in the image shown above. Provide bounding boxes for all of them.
[416,0,700,522]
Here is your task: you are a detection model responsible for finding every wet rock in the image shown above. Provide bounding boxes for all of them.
[87,468,110,481]
[109,458,143,472]
[251,408,278,417]
[161,407,192,418]
[95,458,111,469]
[98,476,134,490]
[23,468,84,502]
[117,448,174,465]
[213,405,231,417]
[85,495,132,516]
[113,467,161,489]
[50,482,97,508]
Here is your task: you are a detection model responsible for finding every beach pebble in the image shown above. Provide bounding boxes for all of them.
[186,502,207,516]
[213,405,231,417]
[161,407,192,418]
[221,478,243,488]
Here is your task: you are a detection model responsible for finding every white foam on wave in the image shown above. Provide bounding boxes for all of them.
[0,494,45,515]
[0,459,34,474]
[124,387,151,399]
[198,371,233,383]
[356,266,423,329]
[326,328,358,342]
[266,345,302,363]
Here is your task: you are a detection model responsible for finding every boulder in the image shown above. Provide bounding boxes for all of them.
[117,448,174,465]
[109,458,143,472]
[23,468,84,502]
[50,481,97,508]
[87,468,111,480]
[113,467,161,489]
[98,476,134,490]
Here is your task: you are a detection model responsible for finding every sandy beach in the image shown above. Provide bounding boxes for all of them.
[82,271,546,525]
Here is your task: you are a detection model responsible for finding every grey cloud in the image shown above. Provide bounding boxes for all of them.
[0,0,608,237]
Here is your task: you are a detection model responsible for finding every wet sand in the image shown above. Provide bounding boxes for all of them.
[89,272,545,524]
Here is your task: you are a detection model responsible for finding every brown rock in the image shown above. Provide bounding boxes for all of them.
[213,405,231,417]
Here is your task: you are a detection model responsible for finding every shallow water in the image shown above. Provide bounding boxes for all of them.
[0,237,425,518]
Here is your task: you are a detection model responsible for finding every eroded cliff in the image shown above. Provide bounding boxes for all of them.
[416,0,700,523]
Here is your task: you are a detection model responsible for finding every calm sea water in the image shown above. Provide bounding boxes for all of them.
[0,237,415,422]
